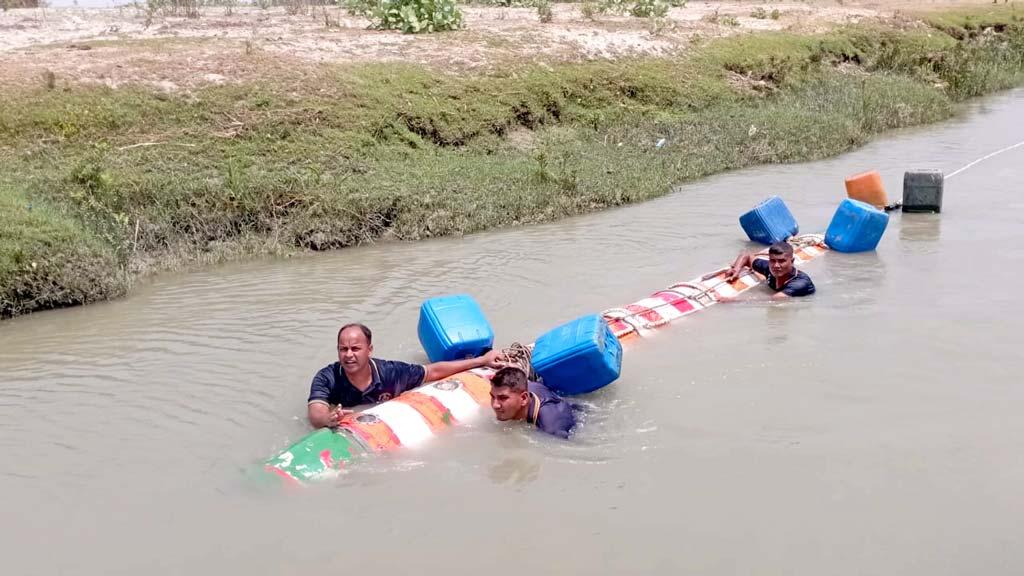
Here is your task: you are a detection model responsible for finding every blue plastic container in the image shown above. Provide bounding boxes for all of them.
[417,295,494,363]
[531,314,622,396]
[739,196,800,245]
[825,198,890,253]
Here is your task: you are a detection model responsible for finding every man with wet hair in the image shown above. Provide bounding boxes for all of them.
[307,322,505,429]
[489,366,576,439]
[724,240,815,299]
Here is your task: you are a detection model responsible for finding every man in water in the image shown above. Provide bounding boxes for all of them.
[724,240,815,299]
[489,365,576,439]
[307,323,506,429]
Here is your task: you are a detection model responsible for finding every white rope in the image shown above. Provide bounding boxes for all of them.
[946,138,1024,179]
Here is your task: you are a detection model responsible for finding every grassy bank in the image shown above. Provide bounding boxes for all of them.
[2,6,1023,318]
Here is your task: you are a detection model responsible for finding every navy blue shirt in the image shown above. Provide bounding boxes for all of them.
[752,258,815,297]
[308,359,426,408]
[526,381,576,439]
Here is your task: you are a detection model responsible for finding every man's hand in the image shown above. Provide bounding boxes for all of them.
[425,349,510,382]
[479,349,508,369]
[309,402,353,428]
[725,251,755,283]
[327,406,354,427]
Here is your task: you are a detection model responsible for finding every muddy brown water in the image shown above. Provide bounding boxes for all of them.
[2,89,1023,575]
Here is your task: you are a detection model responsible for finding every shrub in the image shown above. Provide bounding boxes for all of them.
[370,0,463,33]
[630,0,667,19]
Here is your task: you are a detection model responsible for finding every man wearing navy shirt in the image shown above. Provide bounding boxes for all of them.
[725,241,815,299]
[489,366,576,439]
[308,323,505,429]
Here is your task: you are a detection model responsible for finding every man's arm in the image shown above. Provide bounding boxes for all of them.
[423,349,505,382]
[308,402,351,429]
[307,369,350,428]
[725,251,756,282]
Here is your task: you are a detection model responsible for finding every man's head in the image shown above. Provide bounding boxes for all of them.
[767,241,795,279]
[337,323,373,376]
[490,367,530,422]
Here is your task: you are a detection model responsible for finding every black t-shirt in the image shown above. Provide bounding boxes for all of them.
[752,258,815,297]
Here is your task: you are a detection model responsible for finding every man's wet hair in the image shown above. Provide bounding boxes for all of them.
[338,323,372,345]
[491,366,529,392]
[768,241,794,257]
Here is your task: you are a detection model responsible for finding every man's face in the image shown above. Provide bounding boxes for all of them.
[490,385,529,421]
[337,327,373,376]
[768,251,794,278]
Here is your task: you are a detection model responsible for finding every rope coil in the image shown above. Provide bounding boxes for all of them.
[498,342,539,381]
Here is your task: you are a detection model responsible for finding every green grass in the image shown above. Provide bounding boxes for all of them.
[0,185,127,317]
[916,5,1024,39]
[2,7,1024,318]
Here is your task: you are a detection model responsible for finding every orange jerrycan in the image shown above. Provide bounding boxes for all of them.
[844,170,888,209]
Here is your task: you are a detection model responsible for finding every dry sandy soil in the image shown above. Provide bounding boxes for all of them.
[0,1,996,90]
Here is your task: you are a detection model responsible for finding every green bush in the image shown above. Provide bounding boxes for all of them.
[597,0,627,14]
[630,0,667,19]
[370,0,463,33]
[599,0,672,18]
